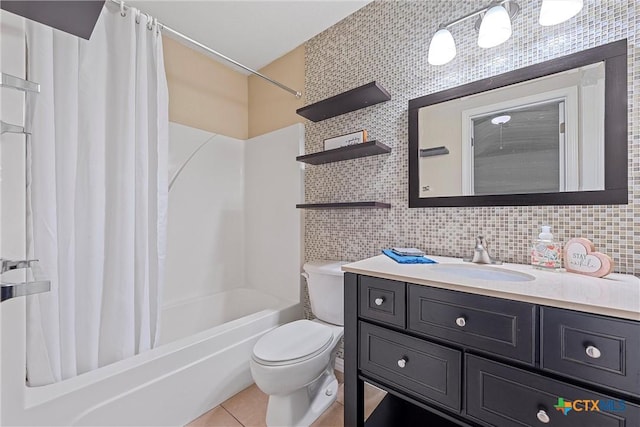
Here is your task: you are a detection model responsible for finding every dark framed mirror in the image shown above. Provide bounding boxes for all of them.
[408,39,627,207]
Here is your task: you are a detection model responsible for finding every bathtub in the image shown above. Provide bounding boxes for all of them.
[13,289,300,426]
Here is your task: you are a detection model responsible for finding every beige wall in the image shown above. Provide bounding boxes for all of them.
[163,36,249,140]
[248,45,305,138]
[163,38,304,140]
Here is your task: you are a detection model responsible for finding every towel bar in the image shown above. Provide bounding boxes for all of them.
[1,120,29,135]
[1,73,39,137]
[1,72,40,93]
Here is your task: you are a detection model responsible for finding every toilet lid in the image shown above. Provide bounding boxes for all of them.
[253,320,333,363]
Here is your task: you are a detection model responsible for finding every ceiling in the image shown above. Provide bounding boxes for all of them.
[127,0,372,72]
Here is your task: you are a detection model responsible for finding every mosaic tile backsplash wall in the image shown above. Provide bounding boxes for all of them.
[300,1,639,352]
[302,0,638,275]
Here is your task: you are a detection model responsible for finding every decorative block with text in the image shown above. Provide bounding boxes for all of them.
[564,238,613,277]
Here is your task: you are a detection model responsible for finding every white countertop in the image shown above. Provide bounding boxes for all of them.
[342,255,640,321]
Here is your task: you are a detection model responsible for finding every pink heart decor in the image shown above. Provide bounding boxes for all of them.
[563,238,613,278]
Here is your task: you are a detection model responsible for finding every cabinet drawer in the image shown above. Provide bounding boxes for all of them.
[359,276,405,328]
[408,285,536,364]
[541,307,640,397]
[466,354,640,427]
[359,321,461,411]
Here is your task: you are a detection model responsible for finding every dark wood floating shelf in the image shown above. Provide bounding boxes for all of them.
[296,81,391,122]
[296,202,391,209]
[419,146,450,157]
[296,141,391,165]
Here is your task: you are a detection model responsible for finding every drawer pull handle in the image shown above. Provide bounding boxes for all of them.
[397,358,407,368]
[374,297,384,306]
[586,345,601,359]
[536,409,550,424]
[456,317,466,327]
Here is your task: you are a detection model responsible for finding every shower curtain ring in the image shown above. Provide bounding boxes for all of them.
[120,1,126,17]
[146,14,153,30]
[135,10,141,24]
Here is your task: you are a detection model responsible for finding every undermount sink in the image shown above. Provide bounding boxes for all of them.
[430,264,535,282]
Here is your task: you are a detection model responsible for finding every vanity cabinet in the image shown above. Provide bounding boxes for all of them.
[408,285,536,365]
[344,273,640,427]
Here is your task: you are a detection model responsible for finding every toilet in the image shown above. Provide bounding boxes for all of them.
[250,261,348,427]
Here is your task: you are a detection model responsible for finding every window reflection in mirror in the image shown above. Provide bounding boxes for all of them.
[471,100,563,195]
[418,62,605,198]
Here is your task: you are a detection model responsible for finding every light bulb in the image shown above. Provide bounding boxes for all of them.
[539,0,583,26]
[491,115,511,125]
[478,5,512,48]
[428,28,457,65]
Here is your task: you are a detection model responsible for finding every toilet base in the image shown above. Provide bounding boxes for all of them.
[265,370,338,427]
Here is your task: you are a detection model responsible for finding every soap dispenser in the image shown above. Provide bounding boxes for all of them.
[531,226,561,270]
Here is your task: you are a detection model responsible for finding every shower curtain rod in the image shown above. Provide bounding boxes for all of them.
[109,0,302,98]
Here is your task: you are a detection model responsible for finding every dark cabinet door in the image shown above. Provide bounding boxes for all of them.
[541,307,640,397]
[408,284,536,364]
[359,276,406,328]
[359,321,461,411]
[466,354,640,427]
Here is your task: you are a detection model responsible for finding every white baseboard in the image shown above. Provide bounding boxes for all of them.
[334,357,344,373]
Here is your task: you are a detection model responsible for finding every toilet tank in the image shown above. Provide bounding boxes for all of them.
[303,261,349,326]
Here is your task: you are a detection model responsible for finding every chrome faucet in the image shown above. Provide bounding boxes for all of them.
[464,236,502,265]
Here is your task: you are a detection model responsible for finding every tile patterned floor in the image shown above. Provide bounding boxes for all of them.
[187,373,386,427]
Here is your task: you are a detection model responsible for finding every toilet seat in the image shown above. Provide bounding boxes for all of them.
[253,320,333,366]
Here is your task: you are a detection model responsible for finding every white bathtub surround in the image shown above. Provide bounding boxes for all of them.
[165,124,245,306]
[168,124,220,191]
[24,2,168,386]
[244,125,305,302]
[1,10,29,425]
[164,122,304,310]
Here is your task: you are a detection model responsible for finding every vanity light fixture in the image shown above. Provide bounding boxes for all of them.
[539,0,584,26]
[427,0,520,65]
[427,28,457,66]
[477,4,513,48]
[428,0,584,66]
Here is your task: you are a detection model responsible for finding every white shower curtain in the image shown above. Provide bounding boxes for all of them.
[25,3,169,386]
